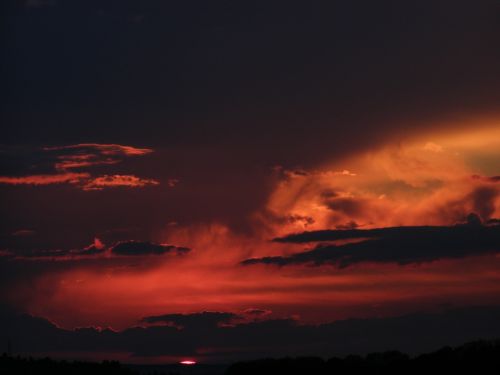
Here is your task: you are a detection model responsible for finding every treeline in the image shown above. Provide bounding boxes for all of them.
[0,355,140,375]
[226,339,500,375]
[1,339,500,374]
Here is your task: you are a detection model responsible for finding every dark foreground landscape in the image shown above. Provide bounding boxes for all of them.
[1,339,499,375]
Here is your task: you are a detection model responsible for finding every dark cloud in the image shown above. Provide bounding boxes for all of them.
[0,245,104,260]
[243,308,272,317]
[2,305,500,362]
[471,175,500,183]
[285,215,315,227]
[141,311,237,328]
[79,239,106,256]
[244,219,500,267]
[110,241,190,256]
[325,197,366,217]
[335,221,359,230]
[467,187,499,221]
[0,239,188,260]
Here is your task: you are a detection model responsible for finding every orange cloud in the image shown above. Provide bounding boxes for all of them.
[0,143,161,191]
[0,173,90,185]
[81,175,159,190]
[261,126,500,235]
[44,143,153,157]
[47,143,152,171]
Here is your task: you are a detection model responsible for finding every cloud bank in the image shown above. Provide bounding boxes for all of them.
[244,218,500,268]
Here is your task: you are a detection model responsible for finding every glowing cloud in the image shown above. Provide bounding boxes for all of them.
[262,126,500,235]
[0,143,160,191]
[0,173,90,185]
[81,175,159,190]
[43,143,153,157]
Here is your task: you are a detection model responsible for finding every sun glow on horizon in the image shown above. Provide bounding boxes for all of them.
[180,360,197,365]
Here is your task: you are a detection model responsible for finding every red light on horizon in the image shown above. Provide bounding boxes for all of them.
[180,360,197,365]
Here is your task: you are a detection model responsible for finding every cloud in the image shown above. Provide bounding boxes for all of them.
[11,229,36,237]
[244,219,500,268]
[110,241,190,256]
[79,238,106,256]
[141,311,238,328]
[167,178,179,188]
[261,132,500,238]
[466,186,499,219]
[44,144,153,172]
[324,197,366,217]
[423,142,443,153]
[243,308,273,318]
[0,172,160,190]
[0,144,159,191]
[43,143,152,155]
[1,239,189,261]
[0,243,106,260]
[2,305,500,362]
[472,175,500,183]
[81,175,159,190]
[141,310,273,328]
[0,173,90,186]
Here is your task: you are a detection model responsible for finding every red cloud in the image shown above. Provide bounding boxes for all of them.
[0,173,90,185]
[0,144,161,191]
[43,143,153,157]
[81,175,159,190]
[45,143,153,171]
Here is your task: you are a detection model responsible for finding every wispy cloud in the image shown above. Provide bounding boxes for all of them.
[0,173,90,186]
[0,144,159,191]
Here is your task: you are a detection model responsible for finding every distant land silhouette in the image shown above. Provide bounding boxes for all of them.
[1,339,499,374]
[4,304,500,362]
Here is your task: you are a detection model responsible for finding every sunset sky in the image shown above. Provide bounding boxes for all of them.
[1,0,500,364]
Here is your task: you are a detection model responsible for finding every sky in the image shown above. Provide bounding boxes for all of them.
[1,0,500,364]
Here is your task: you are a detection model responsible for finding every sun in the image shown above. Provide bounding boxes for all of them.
[180,360,197,365]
